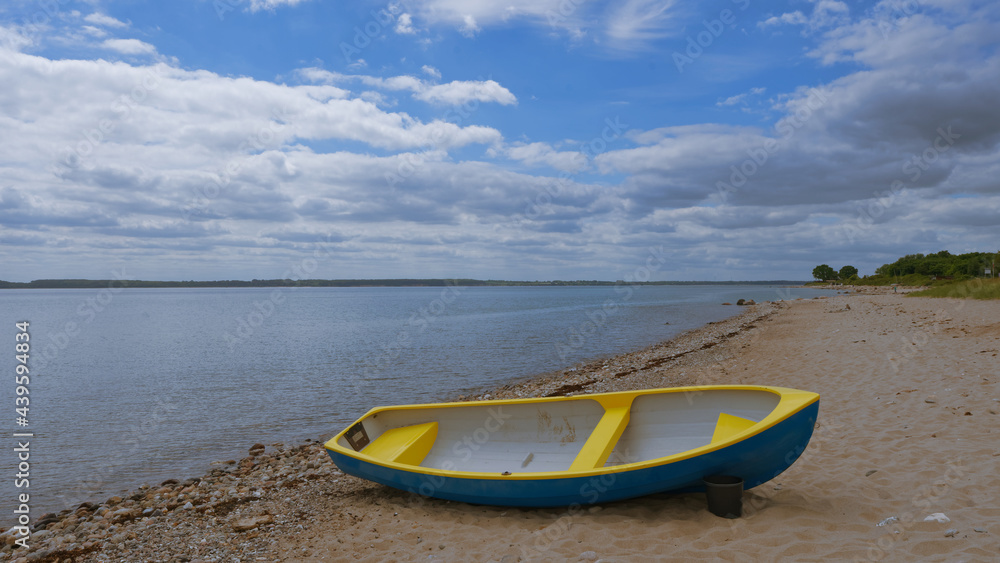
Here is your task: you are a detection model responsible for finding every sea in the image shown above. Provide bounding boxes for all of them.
[0,284,833,516]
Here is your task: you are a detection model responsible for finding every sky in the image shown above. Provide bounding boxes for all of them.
[0,0,997,282]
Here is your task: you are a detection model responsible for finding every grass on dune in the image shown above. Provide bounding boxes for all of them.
[909,278,1000,299]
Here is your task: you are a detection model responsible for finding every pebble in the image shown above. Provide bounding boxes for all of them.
[231,514,274,532]
[579,551,598,561]
[944,529,958,537]
[1,442,341,562]
[876,516,898,527]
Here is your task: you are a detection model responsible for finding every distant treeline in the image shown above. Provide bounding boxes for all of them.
[0,278,809,289]
[811,250,998,288]
[874,251,996,279]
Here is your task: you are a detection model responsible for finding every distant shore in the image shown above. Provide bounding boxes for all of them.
[8,290,997,562]
[0,278,812,289]
[811,283,925,293]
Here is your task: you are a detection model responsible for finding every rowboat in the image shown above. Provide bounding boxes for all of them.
[324,385,819,507]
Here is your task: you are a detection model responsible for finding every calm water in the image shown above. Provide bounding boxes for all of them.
[0,284,831,516]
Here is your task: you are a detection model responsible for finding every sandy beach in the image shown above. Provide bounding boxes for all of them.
[5,290,999,562]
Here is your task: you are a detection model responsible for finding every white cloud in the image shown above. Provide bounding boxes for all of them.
[605,0,678,51]
[717,87,767,107]
[84,13,129,28]
[501,142,588,173]
[759,11,808,28]
[101,38,157,55]
[812,0,851,27]
[459,14,481,37]
[418,79,516,105]
[416,0,561,26]
[0,51,506,182]
[759,0,850,33]
[411,0,586,39]
[358,90,393,107]
[0,25,32,52]
[421,65,441,79]
[295,67,336,83]
[81,25,108,38]
[247,0,312,13]
[298,68,517,106]
[396,13,417,34]
[399,0,673,52]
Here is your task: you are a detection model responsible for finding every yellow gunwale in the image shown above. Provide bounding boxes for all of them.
[324,385,819,481]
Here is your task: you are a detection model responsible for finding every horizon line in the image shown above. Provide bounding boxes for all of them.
[0,278,813,288]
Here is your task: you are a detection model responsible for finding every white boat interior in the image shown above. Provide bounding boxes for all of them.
[605,390,779,467]
[337,389,782,475]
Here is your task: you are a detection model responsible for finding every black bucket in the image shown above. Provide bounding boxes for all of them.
[703,475,743,518]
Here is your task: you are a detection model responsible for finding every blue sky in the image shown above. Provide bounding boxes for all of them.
[1,0,998,281]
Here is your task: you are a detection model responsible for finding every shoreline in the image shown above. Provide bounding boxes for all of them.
[7,291,998,561]
[33,292,789,518]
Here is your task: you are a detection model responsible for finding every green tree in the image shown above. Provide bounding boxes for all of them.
[874,250,998,281]
[839,265,859,279]
[813,264,837,281]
